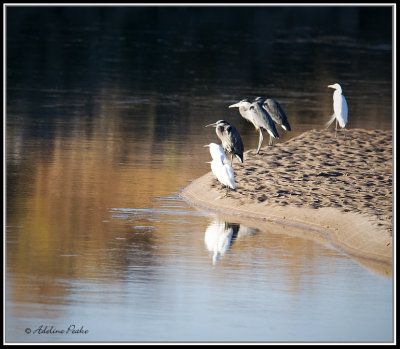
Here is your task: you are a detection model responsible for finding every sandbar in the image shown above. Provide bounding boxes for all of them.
[180,128,393,275]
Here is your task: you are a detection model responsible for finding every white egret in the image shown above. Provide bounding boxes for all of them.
[203,143,227,163]
[326,83,348,138]
[209,158,236,194]
[205,143,236,195]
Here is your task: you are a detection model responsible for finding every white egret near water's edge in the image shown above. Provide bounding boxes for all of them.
[205,143,236,196]
[209,159,236,191]
[204,143,227,163]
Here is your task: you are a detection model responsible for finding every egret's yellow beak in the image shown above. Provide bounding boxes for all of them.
[228,102,241,108]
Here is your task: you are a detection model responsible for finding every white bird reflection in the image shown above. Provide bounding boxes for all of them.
[204,217,258,265]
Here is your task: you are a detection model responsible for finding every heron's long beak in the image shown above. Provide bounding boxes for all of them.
[205,122,217,127]
[327,84,335,89]
[203,144,210,148]
[228,102,241,108]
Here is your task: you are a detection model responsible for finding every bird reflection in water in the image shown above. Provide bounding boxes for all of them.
[204,217,258,265]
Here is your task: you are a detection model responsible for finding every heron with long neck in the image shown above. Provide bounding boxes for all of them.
[255,97,291,136]
[205,120,244,164]
[229,99,279,154]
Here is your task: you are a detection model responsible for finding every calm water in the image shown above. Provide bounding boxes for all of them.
[6,6,393,343]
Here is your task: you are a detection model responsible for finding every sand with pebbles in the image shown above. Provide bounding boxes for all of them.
[181,128,393,273]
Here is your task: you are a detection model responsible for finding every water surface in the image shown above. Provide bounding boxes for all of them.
[6,6,393,343]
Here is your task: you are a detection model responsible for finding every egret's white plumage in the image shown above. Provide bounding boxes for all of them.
[209,158,236,190]
[204,143,227,163]
[327,83,348,137]
[205,143,236,194]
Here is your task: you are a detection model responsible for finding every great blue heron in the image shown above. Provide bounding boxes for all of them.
[229,99,279,154]
[205,143,236,195]
[255,97,291,133]
[326,83,348,138]
[205,120,244,164]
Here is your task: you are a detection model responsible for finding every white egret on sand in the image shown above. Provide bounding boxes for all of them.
[210,158,236,191]
[204,143,227,163]
[205,143,236,196]
[326,83,348,138]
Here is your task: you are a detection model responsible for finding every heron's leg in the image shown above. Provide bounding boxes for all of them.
[256,129,264,154]
[268,134,274,146]
[335,119,338,138]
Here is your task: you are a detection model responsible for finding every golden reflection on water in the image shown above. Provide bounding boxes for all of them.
[6,103,392,316]
[6,130,203,308]
[6,6,393,341]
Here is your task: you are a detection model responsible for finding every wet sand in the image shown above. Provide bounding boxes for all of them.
[181,128,393,272]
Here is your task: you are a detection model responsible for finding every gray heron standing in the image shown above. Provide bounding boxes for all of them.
[229,99,279,154]
[255,97,291,137]
[205,120,244,164]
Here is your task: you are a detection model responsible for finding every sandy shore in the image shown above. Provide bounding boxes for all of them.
[181,128,393,275]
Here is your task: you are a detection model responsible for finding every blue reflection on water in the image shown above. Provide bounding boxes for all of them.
[88,195,392,342]
[5,195,393,342]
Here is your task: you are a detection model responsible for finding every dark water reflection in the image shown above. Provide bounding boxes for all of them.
[6,6,393,343]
